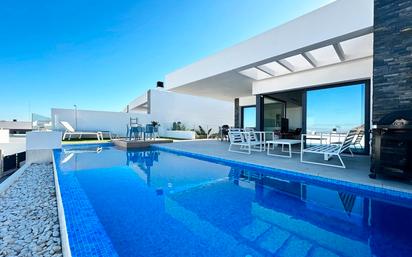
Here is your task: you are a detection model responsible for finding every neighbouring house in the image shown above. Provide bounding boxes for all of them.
[0,120,32,135]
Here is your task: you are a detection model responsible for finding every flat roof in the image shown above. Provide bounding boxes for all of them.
[0,121,32,130]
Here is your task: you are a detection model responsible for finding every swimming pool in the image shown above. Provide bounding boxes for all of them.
[54,144,412,257]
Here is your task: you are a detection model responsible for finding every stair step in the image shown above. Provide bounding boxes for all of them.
[277,236,312,257]
[258,226,290,254]
[239,219,271,241]
[311,247,340,257]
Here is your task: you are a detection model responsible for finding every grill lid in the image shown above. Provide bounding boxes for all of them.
[377,109,412,128]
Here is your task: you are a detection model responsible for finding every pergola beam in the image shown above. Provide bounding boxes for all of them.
[255,66,275,76]
[277,60,294,72]
[333,43,346,61]
[301,52,318,67]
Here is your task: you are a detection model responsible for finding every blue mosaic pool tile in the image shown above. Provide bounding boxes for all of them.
[53,143,412,257]
[151,144,412,204]
[54,149,119,257]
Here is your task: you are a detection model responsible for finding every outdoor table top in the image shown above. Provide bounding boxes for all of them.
[266,139,301,144]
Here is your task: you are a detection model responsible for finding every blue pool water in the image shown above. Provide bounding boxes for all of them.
[54,145,412,257]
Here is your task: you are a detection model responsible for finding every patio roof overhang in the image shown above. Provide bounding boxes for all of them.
[164,0,374,101]
[126,91,148,112]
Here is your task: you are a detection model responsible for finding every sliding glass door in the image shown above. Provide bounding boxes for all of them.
[305,82,368,153]
[263,97,286,132]
[241,106,256,129]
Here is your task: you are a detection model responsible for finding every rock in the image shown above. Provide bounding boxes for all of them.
[52,245,61,252]
[13,244,23,253]
[35,245,43,252]
[0,164,62,257]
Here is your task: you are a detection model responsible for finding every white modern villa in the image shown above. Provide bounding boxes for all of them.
[1,0,412,257]
[123,0,376,150]
[161,0,373,153]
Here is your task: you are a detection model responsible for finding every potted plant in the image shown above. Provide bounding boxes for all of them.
[151,121,160,127]
[166,121,195,139]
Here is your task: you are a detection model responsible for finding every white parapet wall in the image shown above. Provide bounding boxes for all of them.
[51,108,152,138]
[53,89,233,140]
[149,89,234,135]
[26,131,62,163]
[0,129,9,143]
[163,130,196,140]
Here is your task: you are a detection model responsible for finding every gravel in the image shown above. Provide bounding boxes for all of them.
[0,163,62,257]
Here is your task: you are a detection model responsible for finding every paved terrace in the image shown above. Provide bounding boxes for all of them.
[156,140,412,195]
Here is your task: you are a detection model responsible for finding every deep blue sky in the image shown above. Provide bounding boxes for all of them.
[0,0,333,121]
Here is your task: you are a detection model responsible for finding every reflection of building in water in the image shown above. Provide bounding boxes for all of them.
[172,167,412,256]
[127,150,160,186]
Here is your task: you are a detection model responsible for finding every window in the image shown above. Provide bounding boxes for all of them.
[306,83,366,153]
[241,106,256,128]
[263,97,286,131]
[306,83,365,133]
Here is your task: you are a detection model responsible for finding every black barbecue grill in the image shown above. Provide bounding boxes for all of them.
[370,109,412,180]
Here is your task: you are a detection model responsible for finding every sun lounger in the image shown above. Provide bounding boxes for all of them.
[60,121,103,141]
[300,128,357,168]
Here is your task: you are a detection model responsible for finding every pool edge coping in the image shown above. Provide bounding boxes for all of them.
[151,144,412,202]
[52,151,72,257]
[62,142,114,147]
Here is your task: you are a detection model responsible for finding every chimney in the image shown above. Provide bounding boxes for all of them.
[156,81,164,88]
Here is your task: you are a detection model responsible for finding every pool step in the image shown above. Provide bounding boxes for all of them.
[310,247,340,257]
[239,219,271,241]
[240,219,326,257]
[258,226,290,254]
[276,236,312,257]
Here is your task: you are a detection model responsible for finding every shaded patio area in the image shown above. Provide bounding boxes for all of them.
[156,140,412,195]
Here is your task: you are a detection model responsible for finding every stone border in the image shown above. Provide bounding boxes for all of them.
[0,163,29,194]
[52,152,72,257]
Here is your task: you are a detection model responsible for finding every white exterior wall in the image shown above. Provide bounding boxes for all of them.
[52,108,152,137]
[52,90,233,138]
[149,89,234,134]
[239,96,256,107]
[26,131,62,163]
[163,130,196,140]
[253,57,372,95]
[26,131,62,150]
[125,92,149,113]
[0,129,9,143]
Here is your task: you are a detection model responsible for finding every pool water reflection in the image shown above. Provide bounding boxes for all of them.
[55,145,412,257]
